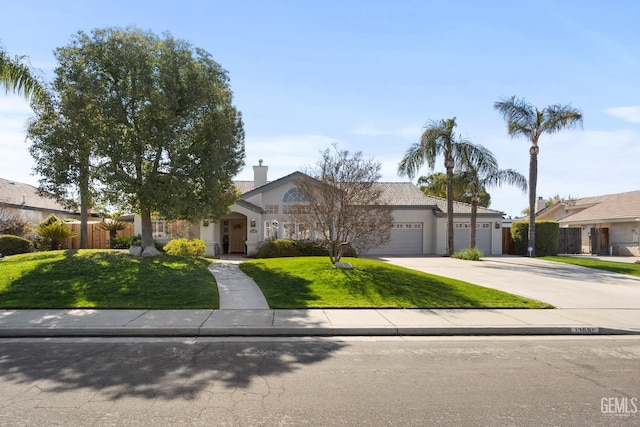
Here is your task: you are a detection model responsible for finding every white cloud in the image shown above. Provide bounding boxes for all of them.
[604,106,640,124]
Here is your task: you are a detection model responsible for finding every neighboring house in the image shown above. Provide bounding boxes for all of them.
[536,190,640,256]
[0,177,80,227]
[143,161,505,257]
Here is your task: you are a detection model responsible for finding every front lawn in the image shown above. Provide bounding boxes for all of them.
[541,256,640,277]
[0,250,219,309]
[240,257,553,309]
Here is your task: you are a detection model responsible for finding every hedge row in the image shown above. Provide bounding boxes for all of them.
[253,239,357,258]
[0,235,35,256]
[511,221,559,256]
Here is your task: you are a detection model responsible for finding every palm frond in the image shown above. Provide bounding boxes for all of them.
[541,104,583,134]
[0,49,45,100]
[494,96,536,139]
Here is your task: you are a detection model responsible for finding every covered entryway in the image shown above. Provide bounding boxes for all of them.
[229,219,246,253]
[367,222,423,255]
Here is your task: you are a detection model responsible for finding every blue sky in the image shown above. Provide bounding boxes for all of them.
[1,0,639,217]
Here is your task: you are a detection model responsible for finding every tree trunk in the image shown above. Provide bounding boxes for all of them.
[470,195,478,249]
[528,145,539,257]
[445,160,455,256]
[140,206,154,248]
[79,163,89,249]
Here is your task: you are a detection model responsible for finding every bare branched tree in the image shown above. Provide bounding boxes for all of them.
[289,145,393,264]
[0,203,34,237]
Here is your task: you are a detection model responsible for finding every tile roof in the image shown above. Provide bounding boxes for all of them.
[373,182,502,214]
[558,190,640,223]
[235,177,502,215]
[0,177,72,212]
[233,180,256,194]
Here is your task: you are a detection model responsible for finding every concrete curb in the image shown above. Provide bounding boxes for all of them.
[1,325,638,338]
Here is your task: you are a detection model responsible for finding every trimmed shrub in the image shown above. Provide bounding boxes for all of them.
[0,235,35,256]
[536,221,559,256]
[511,221,559,256]
[109,235,135,249]
[511,222,529,255]
[254,239,357,258]
[36,222,76,250]
[163,238,205,257]
[452,247,483,261]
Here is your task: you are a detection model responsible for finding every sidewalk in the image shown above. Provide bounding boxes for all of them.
[0,307,638,337]
[1,256,639,338]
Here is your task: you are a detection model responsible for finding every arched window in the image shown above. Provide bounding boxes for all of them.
[283,187,307,202]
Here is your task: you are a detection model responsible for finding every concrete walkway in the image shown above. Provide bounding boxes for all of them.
[0,255,639,338]
[208,258,269,309]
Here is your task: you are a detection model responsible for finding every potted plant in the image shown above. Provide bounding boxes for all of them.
[222,234,229,254]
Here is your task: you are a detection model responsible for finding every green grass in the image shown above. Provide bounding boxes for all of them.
[541,256,640,277]
[0,250,218,309]
[240,257,553,309]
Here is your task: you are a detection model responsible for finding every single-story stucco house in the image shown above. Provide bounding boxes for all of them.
[139,161,505,257]
[535,190,640,256]
[0,177,81,226]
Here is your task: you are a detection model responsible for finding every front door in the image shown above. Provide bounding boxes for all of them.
[229,220,246,253]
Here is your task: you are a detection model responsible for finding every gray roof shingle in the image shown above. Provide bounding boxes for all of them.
[559,190,640,223]
[0,178,72,212]
[235,177,502,215]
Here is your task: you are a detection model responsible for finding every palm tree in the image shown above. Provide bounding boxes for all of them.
[398,117,487,255]
[494,96,582,256]
[457,147,527,249]
[0,46,44,100]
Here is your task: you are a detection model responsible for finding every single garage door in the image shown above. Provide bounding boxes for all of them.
[367,222,423,255]
[453,222,492,254]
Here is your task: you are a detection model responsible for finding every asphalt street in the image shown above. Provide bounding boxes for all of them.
[0,337,638,426]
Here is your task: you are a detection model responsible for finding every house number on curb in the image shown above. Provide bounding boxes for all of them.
[571,327,600,334]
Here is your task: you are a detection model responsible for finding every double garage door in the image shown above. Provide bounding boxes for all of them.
[453,222,492,254]
[367,222,423,255]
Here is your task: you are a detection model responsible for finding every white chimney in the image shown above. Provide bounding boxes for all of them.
[253,159,268,188]
[535,196,546,213]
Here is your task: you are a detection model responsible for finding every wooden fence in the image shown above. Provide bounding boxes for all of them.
[62,222,135,250]
[558,228,582,254]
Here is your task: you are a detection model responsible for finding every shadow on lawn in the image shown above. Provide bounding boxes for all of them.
[0,250,218,308]
[239,262,321,308]
[339,264,518,308]
[243,259,533,308]
[0,339,346,401]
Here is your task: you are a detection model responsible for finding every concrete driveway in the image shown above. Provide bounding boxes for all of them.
[377,256,640,309]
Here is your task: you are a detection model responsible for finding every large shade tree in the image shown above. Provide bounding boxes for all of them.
[29,27,245,250]
[457,147,527,249]
[494,96,582,256]
[28,91,97,248]
[398,117,488,255]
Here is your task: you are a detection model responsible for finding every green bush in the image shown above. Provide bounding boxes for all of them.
[109,235,134,249]
[511,222,529,255]
[36,222,77,250]
[535,221,559,256]
[511,221,559,256]
[254,239,357,258]
[163,238,205,257]
[451,247,483,261]
[0,235,35,256]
